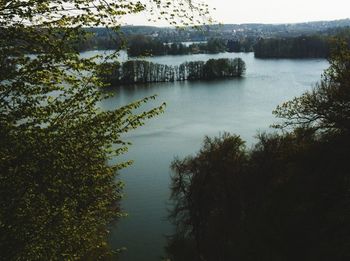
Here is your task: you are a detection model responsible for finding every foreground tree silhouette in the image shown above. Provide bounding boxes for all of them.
[169,134,247,261]
[167,39,350,261]
[0,0,211,259]
[273,40,350,134]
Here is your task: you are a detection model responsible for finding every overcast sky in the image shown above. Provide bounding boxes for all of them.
[124,0,350,26]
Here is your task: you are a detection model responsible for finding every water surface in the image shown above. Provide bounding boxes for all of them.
[98,52,328,261]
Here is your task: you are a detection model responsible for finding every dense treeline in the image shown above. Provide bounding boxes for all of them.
[99,58,246,85]
[127,35,167,57]
[6,25,350,55]
[68,21,350,52]
[165,41,350,261]
[227,38,255,52]
[74,28,121,51]
[127,36,228,57]
[74,32,335,58]
[0,27,123,53]
[126,35,339,58]
[254,35,331,58]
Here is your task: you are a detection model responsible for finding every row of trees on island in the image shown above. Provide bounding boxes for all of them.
[99,58,246,85]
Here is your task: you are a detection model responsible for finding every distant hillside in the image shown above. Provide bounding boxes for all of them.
[88,19,350,42]
[75,19,350,51]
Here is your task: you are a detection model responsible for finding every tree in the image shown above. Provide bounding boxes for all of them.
[167,39,350,261]
[273,39,350,134]
[127,35,167,57]
[206,38,227,53]
[0,0,211,259]
[254,36,330,58]
[203,58,246,79]
[169,134,247,261]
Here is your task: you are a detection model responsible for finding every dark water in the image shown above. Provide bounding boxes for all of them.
[97,52,328,261]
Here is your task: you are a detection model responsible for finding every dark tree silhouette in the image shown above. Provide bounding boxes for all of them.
[166,39,350,261]
[100,58,246,85]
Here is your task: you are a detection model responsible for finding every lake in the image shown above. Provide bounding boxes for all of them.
[95,51,328,261]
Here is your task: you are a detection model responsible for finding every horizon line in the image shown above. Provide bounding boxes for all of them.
[121,17,350,28]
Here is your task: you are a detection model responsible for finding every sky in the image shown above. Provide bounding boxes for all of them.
[123,0,350,26]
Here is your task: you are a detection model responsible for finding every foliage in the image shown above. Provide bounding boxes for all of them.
[75,28,122,52]
[202,58,246,79]
[167,40,350,261]
[273,39,350,134]
[0,0,211,259]
[127,37,228,57]
[205,38,227,53]
[169,133,247,261]
[168,132,350,261]
[99,58,246,85]
[127,35,167,57]
[227,38,255,53]
[254,35,330,58]
[167,42,191,55]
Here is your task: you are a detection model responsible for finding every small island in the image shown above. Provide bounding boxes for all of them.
[99,58,246,85]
